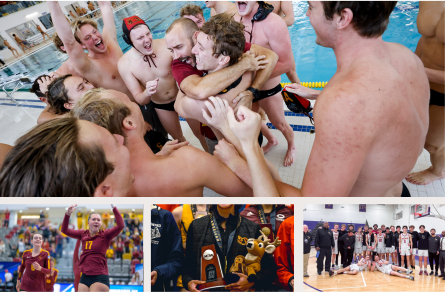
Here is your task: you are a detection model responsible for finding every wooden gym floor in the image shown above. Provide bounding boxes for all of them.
[303,249,444,291]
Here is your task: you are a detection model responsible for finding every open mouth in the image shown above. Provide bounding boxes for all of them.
[195,56,202,63]
[237,2,247,12]
[178,56,194,65]
[95,39,105,49]
[143,42,152,51]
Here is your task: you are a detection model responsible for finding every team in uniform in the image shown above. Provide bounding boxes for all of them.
[61,204,124,292]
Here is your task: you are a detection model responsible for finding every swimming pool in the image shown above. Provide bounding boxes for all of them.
[0,1,421,88]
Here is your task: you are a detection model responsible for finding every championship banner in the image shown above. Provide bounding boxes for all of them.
[359,204,366,212]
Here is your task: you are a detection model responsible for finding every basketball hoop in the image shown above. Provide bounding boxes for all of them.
[414,204,430,219]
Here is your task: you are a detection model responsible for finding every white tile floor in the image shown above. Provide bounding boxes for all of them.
[1,92,444,197]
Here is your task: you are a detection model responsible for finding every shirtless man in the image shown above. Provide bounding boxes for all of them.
[165,17,277,151]
[235,1,298,166]
[206,1,238,17]
[52,32,84,77]
[12,34,31,53]
[329,255,371,276]
[36,25,50,42]
[118,16,186,142]
[48,1,134,100]
[3,39,20,58]
[180,4,205,28]
[268,1,295,26]
[406,2,445,185]
[371,255,414,280]
[71,88,254,197]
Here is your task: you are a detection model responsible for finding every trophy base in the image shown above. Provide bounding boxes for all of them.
[198,279,226,291]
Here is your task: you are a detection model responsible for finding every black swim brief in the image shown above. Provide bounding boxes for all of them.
[401,182,411,197]
[152,100,176,111]
[253,83,282,103]
[80,274,110,288]
[429,89,444,107]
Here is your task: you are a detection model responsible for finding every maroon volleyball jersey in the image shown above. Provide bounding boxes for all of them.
[61,207,124,276]
[45,269,58,291]
[18,249,51,291]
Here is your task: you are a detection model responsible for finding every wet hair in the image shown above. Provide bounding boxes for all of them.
[70,88,131,137]
[180,4,204,18]
[166,17,198,48]
[322,1,397,38]
[47,75,72,115]
[0,118,113,197]
[71,17,99,44]
[30,75,49,98]
[52,32,66,54]
[200,13,245,66]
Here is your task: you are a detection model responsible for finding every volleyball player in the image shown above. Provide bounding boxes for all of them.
[16,233,51,291]
[45,257,58,292]
[372,255,414,280]
[62,204,124,292]
[329,255,371,276]
[354,227,363,263]
[331,224,339,269]
[400,226,413,271]
[376,228,386,258]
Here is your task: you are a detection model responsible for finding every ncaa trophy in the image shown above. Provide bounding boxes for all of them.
[197,245,226,291]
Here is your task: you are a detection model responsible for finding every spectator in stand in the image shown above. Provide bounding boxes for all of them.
[274,216,294,291]
[124,227,131,238]
[4,269,12,283]
[134,219,142,232]
[132,228,141,249]
[124,236,131,253]
[115,236,124,260]
[51,228,57,238]
[49,235,55,246]
[134,272,141,285]
[42,223,50,240]
[132,246,140,260]
[106,246,114,259]
[7,240,18,258]
[55,231,64,258]
[50,243,57,258]
[39,210,45,223]
[42,238,50,251]
[3,208,10,228]
[0,239,5,256]
[128,276,137,285]
[18,239,25,257]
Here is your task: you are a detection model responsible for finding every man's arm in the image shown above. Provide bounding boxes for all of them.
[180,52,267,100]
[97,1,118,44]
[264,14,294,78]
[301,89,371,196]
[117,58,152,105]
[425,67,445,84]
[280,1,295,27]
[37,105,62,124]
[232,44,279,111]
[48,2,91,73]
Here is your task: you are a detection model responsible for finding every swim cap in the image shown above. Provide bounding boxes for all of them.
[282,86,314,124]
[122,15,150,46]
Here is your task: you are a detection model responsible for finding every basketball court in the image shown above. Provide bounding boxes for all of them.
[303,204,445,291]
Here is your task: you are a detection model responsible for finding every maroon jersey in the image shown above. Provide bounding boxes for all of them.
[18,249,51,291]
[61,207,124,276]
[45,269,58,291]
[171,42,252,87]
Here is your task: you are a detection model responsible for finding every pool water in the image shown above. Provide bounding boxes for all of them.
[0,1,421,87]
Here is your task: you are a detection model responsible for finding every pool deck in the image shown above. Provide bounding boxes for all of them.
[0,92,443,198]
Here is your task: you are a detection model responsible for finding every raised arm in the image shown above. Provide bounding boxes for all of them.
[97,1,118,44]
[280,1,295,27]
[179,51,267,100]
[104,205,124,240]
[61,205,84,239]
[48,2,91,73]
